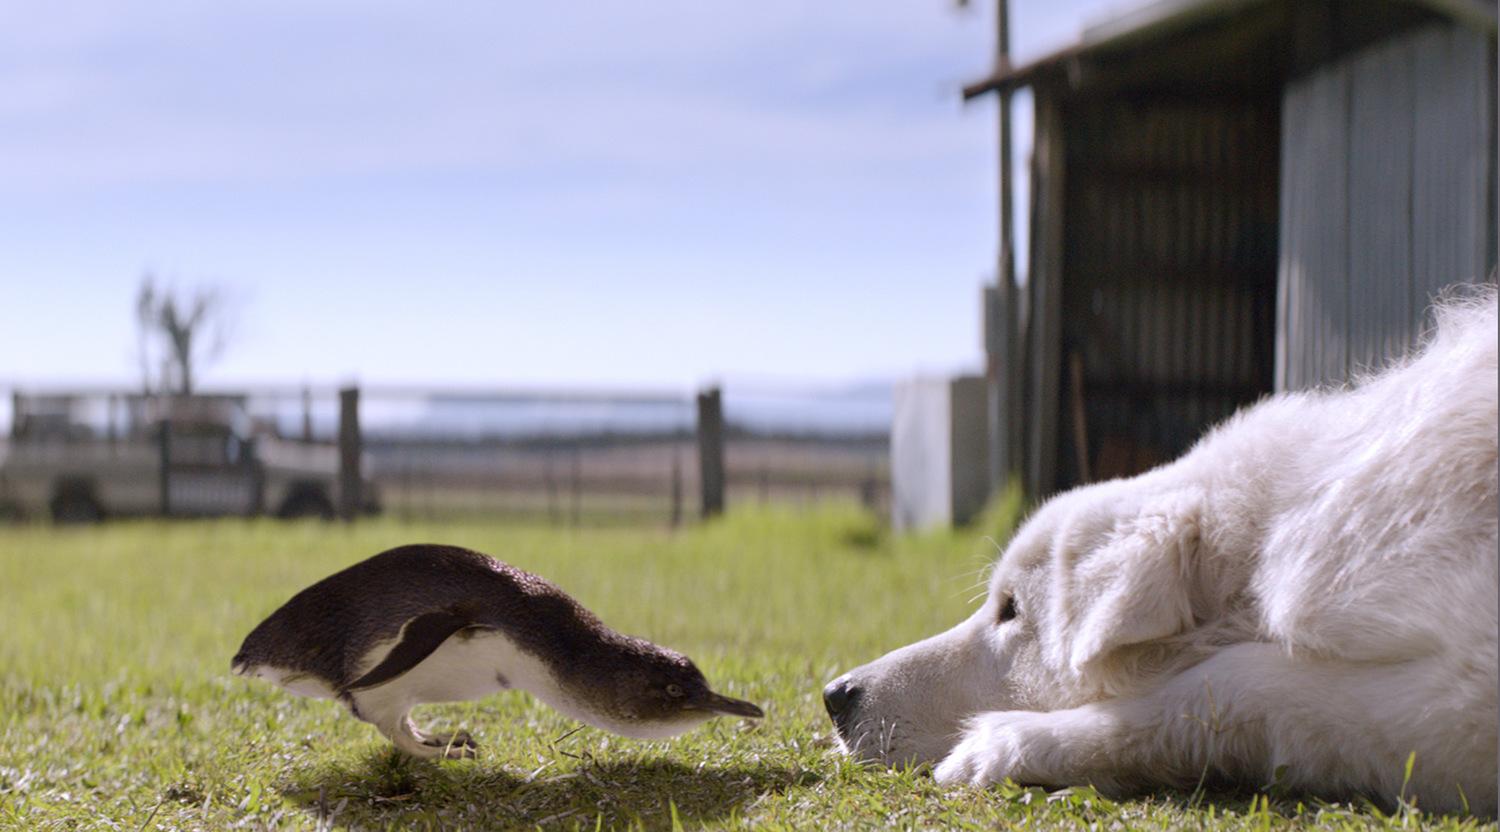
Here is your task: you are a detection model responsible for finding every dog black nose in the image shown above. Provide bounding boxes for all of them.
[822,676,861,719]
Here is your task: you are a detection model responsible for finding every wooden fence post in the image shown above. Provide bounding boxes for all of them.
[158,418,172,517]
[338,386,362,522]
[860,471,878,512]
[570,447,582,526]
[669,449,683,528]
[696,387,725,519]
[546,447,559,526]
[301,385,314,442]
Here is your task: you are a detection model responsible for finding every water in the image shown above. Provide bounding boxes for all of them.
[256,386,894,441]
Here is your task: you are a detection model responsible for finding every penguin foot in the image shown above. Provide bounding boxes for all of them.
[368,708,480,760]
[420,730,479,759]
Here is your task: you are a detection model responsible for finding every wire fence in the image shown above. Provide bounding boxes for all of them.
[0,384,891,526]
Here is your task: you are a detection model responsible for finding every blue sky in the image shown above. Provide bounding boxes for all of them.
[0,0,1121,390]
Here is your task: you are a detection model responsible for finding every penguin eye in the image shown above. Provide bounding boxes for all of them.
[666,683,685,698]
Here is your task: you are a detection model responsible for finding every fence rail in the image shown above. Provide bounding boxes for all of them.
[0,384,891,526]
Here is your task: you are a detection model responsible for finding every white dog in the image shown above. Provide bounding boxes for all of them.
[826,288,1497,815]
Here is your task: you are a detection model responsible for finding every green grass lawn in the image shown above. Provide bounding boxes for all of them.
[0,505,1490,830]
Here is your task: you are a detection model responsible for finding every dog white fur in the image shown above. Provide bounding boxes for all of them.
[830,288,1498,815]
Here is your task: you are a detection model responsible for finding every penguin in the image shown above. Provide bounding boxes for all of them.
[232,544,764,758]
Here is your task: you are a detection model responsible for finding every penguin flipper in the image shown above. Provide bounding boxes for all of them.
[345,609,487,692]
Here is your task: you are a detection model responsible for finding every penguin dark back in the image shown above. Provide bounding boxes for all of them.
[233,544,763,758]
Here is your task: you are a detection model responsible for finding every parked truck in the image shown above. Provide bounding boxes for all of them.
[0,393,375,522]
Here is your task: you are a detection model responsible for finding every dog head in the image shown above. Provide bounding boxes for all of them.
[824,478,1210,767]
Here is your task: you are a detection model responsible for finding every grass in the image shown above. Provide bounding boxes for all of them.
[0,503,1491,830]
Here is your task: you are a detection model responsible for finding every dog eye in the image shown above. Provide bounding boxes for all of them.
[998,596,1018,624]
[666,683,684,698]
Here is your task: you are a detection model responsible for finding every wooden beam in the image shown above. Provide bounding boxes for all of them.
[1068,352,1091,484]
[1027,96,1067,499]
[989,0,1019,494]
[338,386,362,521]
[696,387,725,519]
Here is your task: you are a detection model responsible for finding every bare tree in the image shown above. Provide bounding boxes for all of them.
[135,275,234,396]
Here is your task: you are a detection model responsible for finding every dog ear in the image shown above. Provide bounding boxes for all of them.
[1065,496,1201,674]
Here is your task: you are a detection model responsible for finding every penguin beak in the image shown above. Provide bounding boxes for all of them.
[694,691,765,719]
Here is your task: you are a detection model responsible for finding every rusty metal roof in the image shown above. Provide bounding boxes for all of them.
[962,0,1496,99]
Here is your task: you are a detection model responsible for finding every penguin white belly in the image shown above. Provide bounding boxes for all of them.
[249,666,339,700]
[356,628,560,706]
[345,628,577,758]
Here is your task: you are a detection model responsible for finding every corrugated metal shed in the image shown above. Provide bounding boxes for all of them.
[1279,20,1496,389]
[967,0,1497,500]
[1062,98,1279,484]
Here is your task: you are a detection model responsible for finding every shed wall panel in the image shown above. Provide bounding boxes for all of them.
[1026,97,1066,498]
[1411,24,1492,316]
[1278,64,1350,391]
[1279,21,1495,392]
[1348,33,1415,374]
[1058,97,1279,488]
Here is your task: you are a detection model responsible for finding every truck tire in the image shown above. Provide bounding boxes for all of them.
[51,487,103,524]
[277,487,334,520]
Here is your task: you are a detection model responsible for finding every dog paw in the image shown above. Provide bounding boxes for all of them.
[934,712,1033,787]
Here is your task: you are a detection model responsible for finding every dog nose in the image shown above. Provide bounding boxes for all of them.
[822,676,861,719]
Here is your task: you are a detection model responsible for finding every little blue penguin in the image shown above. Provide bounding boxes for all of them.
[232,543,764,758]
